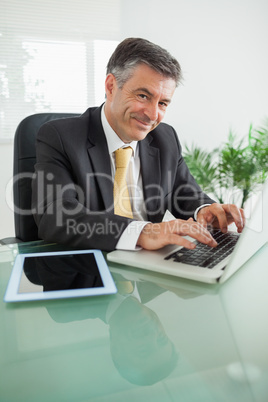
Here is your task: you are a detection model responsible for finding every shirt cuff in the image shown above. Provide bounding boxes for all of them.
[115,221,150,251]
[194,204,212,220]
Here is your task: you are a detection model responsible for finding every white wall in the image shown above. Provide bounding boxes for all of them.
[1,0,268,239]
[121,0,268,149]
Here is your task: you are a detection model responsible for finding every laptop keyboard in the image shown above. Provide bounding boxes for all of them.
[164,229,240,269]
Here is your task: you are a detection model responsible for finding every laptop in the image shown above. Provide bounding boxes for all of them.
[107,181,268,284]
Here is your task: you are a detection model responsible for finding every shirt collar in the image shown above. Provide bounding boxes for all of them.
[101,104,138,156]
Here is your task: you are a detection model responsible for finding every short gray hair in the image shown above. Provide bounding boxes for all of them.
[106,37,182,88]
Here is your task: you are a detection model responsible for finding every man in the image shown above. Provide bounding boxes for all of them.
[32,38,245,251]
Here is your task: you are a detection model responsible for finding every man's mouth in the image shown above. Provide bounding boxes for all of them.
[134,116,155,129]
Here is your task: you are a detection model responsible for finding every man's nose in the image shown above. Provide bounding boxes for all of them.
[145,102,158,122]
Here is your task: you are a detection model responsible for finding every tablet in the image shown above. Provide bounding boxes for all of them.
[4,250,117,302]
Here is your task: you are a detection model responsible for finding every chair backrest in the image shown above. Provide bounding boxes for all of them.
[13,112,79,241]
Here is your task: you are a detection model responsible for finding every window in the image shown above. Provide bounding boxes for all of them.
[0,0,120,140]
[22,40,88,113]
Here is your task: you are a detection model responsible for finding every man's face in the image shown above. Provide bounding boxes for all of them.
[104,64,176,143]
[109,297,175,383]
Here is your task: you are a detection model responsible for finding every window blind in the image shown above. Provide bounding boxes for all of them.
[0,0,120,140]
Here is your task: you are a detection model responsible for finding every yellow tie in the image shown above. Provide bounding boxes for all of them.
[114,147,133,219]
[116,280,134,295]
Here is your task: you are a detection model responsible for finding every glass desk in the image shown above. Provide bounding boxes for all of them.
[0,241,267,402]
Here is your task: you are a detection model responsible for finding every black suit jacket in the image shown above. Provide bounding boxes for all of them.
[32,105,214,251]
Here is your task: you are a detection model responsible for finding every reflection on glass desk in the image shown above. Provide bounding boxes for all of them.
[0,241,268,401]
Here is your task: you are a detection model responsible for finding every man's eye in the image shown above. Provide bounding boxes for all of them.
[138,94,148,100]
[159,102,169,109]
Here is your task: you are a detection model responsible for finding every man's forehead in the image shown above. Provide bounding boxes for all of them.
[125,65,175,90]
[129,64,175,82]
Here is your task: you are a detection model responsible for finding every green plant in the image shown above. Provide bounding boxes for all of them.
[183,144,218,195]
[183,121,268,208]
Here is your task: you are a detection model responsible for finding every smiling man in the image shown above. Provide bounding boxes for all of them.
[32,38,245,251]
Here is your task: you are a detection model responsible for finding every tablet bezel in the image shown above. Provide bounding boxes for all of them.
[4,249,117,302]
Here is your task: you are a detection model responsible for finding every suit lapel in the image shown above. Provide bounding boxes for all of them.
[86,107,114,212]
[139,133,161,220]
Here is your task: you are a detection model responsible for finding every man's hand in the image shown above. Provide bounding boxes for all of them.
[196,203,245,233]
[137,218,217,251]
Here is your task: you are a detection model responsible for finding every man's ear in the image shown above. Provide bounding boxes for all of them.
[105,73,117,100]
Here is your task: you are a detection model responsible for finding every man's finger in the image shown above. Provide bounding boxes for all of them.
[173,220,218,247]
[222,204,245,232]
[196,214,208,228]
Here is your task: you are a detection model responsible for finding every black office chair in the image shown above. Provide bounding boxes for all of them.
[0,113,79,245]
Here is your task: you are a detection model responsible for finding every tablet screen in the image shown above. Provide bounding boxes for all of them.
[4,250,117,302]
